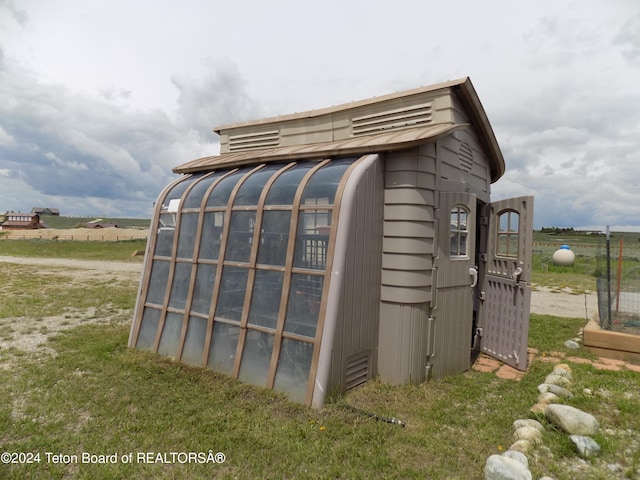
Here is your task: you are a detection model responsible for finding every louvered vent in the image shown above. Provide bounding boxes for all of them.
[228,130,280,151]
[459,142,474,172]
[352,102,432,136]
[345,350,371,390]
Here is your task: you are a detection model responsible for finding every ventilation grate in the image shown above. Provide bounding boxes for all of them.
[345,350,371,390]
[229,130,280,151]
[352,102,432,136]
[459,141,474,172]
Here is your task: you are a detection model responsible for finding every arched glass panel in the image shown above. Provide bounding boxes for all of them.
[206,168,250,207]
[176,212,199,259]
[214,266,248,321]
[497,210,519,257]
[225,211,256,263]
[257,211,291,266]
[301,158,354,205]
[147,260,170,305]
[181,316,207,366]
[273,338,313,403]
[161,175,199,207]
[183,172,225,209]
[168,262,192,310]
[248,270,284,329]
[265,163,315,205]
[238,330,273,387]
[199,212,225,260]
[450,206,469,257]
[284,273,324,337]
[191,263,216,315]
[207,322,239,374]
[157,312,183,357]
[136,308,161,351]
[233,164,283,206]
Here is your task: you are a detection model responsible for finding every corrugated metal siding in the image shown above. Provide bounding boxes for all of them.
[329,156,383,394]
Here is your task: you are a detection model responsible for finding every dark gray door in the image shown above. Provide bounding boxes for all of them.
[432,192,477,378]
[478,196,534,370]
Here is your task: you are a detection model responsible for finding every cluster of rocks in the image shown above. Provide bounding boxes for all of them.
[484,363,601,480]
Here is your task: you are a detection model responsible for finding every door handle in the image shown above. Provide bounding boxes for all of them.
[512,266,523,282]
[469,266,478,288]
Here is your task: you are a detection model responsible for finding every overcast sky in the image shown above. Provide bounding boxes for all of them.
[1,0,639,230]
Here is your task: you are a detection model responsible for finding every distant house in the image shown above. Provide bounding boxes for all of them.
[31,207,60,216]
[86,222,120,229]
[0,213,44,230]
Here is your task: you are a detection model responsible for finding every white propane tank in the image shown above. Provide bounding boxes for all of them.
[552,245,575,266]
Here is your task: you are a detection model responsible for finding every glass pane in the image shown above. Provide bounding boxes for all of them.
[284,273,324,337]
[497,234,509,256]
[168,262,192,310]
[499,212,509,232]
[248,270,284,329]
[257,211,291,266]
[181,316,207,366]
[155,213,175,257]
[459,232,467,256]
[509,212,519,232]
[301,158,355,205]
[265,163,315,205]
[238,330,273,387]
[294,210,331,269]
[214,266,248,322]
[199,211,225,260]
[161,176,197,207]
[273,338,313,404]
[206,169,250,207]
[225,211,256,263]
[183,172,224,209]
[176,212,199,259]
[459,210,467,230]
[157,312,183,357]
[147,260,170,305]
[136,308,160,351]
[191,263,216,315]
[207,322,239,375]
[233,164,283,206]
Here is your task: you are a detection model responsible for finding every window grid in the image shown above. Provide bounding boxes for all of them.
[497,210,520,258]
[133,157,358,404]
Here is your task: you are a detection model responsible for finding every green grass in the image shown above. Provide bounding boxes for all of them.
[1,234,639,479]
[0,239,147,261]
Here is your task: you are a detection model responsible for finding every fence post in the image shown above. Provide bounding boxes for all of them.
[606,226,612,330]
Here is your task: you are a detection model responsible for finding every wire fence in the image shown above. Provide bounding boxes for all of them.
[596,237,640,334]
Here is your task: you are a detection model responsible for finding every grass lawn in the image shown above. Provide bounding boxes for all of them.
[1,240,639,479]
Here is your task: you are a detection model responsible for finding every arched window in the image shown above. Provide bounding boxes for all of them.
[497,210,519,257]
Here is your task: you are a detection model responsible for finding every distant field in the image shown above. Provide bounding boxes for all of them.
[38,215,150,229]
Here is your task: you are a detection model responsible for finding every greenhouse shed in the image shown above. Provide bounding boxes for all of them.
[129,77,533,408]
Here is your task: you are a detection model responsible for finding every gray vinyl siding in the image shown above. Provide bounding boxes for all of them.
[329,157,383,394]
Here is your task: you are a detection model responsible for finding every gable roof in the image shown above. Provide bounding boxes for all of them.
[173,77,505,182]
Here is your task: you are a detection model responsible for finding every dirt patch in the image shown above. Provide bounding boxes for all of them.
[1,227,149,241]
[530,285,598,320]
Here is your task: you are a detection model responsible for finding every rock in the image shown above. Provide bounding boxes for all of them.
[485,453,532,480]
[547,384,573,398]
[513,426,543,444]
[583,388,592,396]
[552,364,573,378]
[544,373,572,388]
[513,419,545,433]
[538,392,560,405]
[530,402,548,414]
[539,477,555,480]
[545,404,599,435]
[564,340,580,349]
[509,439,532,454]
[569,435,601,458]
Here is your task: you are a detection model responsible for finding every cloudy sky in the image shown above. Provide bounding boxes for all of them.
[1,0,639,229]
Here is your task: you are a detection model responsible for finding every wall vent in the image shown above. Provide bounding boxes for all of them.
[345,350,371,390]
[229,130,280,151]
[459,141,474,172]
[352,102,432,136]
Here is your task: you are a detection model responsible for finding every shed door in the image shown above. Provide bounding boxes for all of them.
[478,196,534,370]
[432,192,477,378]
